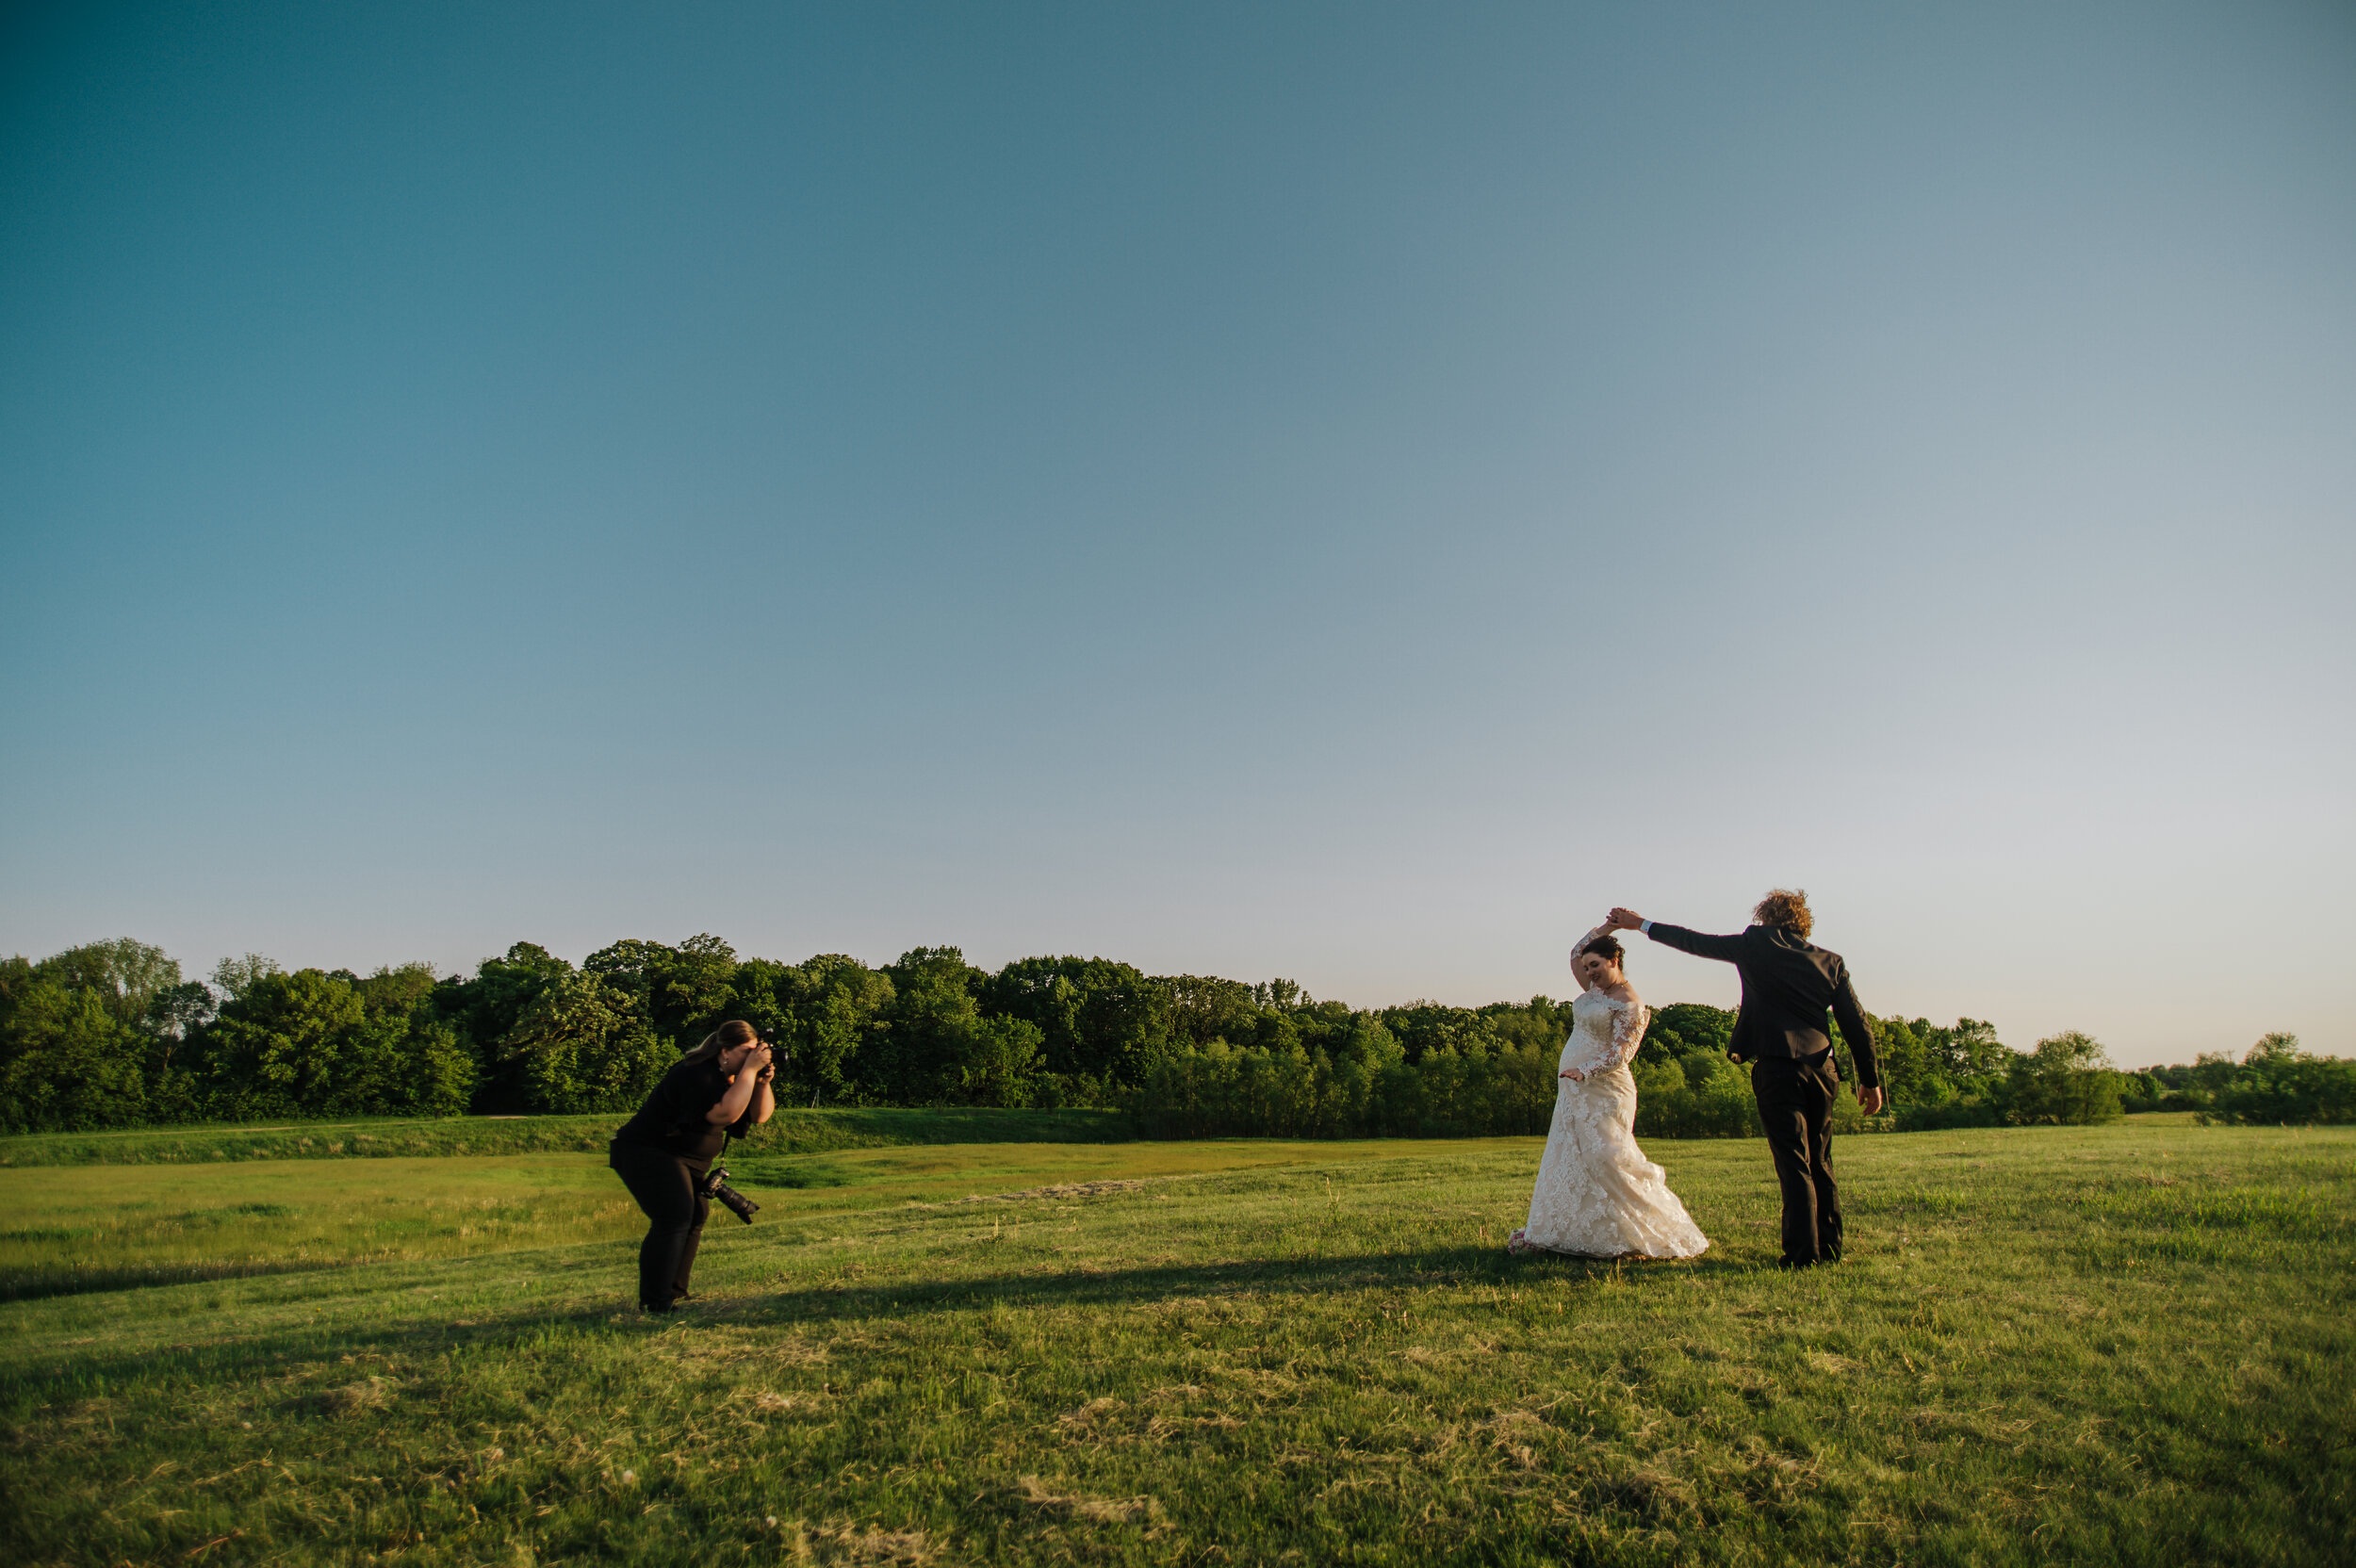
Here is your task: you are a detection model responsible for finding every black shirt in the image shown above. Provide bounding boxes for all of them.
[613,1058,757,1162]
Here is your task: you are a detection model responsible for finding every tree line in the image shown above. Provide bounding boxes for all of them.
[1,935,2345,1136]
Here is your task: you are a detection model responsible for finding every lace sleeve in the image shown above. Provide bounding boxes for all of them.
[1569,923,1612,992]
[1599,1000,1647,1070]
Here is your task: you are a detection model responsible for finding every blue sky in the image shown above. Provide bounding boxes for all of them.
[4,2,2351,1067]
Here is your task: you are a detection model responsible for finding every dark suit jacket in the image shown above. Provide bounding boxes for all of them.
[1644,923,1881,1088]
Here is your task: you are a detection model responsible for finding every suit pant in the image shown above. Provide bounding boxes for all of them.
[609,1140,711,1310]
[1750,1051,1842,1266]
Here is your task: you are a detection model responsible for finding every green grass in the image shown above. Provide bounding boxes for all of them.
[0,1140,1470,1302]
[0,1105,1131,1168]
[1,1123,2350,1565]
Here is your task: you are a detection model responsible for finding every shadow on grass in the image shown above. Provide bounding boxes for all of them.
[704,1241,1756,1331]
[0,1240,1760,1402]
[0,1258,348,1302]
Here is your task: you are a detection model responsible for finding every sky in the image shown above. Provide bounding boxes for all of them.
[3,2,2351,1069]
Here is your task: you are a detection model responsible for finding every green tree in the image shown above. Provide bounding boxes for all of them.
[870,948,1010,1104]
[1160,974,1262,1049]
[2187,1050,2242,1103]
[200,970,370,1117]
[431,944,573,1107]
[0,976,149,1131]
[953,1015,1045,1106]
[983,956,1169,1086]
[4,939,212,1123]
[2244,1031,2303,1070]
[209,953,284,1003]
[1866,1016,1936,1106]
[143,981,215,1059]
[495,970,670,1114]
[1472,997,1577,1055]
[347,964,474,1118]
[2134,1035,2356,1126]
[767,955,893,1104]
[354,962,437,1020]
[41,939,182,1027]
[193,967,475,1119]
[722,958,800,1049]
[1924,1019,2009,1083]
[2007,1031,2124,1125]
[389,1015,477,1118]
[1639,1003,1735,1065]
[584,935,741,1050]
[139,979,218,1121]
[1323,1009,1404,1073]
[871,947,975,1101]
[2214,1037,2356,1126]
[1377,1001,1490,1063]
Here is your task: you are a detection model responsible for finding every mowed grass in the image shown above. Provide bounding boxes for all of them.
[0,1106,1131,1169]
[1,1124,2350,1566]
[0,1140,1469,1300]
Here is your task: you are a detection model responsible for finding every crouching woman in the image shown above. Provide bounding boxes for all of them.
[609,1020,776,1314]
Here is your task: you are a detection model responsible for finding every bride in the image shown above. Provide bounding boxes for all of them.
[1508,922,1709,1260]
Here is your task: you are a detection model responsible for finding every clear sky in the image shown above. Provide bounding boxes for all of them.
[4,2,2350,1069]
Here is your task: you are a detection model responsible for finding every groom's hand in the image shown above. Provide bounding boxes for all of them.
[1857,1086,1886,1116]
[1607,907,1644,931]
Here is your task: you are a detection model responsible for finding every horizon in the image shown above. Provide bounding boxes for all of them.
[5,3,2351,1074]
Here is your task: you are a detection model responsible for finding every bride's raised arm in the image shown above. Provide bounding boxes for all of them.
[1568,923,1612,993]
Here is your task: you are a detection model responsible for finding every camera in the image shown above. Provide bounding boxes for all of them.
[698,1166,761,1225]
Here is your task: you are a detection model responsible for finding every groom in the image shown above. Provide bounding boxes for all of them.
[1606,891,1882,1269]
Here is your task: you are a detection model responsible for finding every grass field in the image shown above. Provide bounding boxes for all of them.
[0,1106,1131,1168]
[1,1121,2350,1566]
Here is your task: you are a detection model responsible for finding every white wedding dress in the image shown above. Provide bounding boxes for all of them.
[1511,988,1710,1260]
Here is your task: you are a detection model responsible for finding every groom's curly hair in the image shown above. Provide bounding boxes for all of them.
[1754,889,1813,938]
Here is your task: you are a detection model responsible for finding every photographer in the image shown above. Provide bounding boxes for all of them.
[608,1020,776,1315]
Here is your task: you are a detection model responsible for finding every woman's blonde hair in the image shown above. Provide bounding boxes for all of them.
[1753,889,1813,938]
[680,1019,758,1066]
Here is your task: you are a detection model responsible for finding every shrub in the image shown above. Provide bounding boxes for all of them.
[1633,1053,1760,1139]
[2006,1031,2125,1126]
[2208,1036,2356,1126]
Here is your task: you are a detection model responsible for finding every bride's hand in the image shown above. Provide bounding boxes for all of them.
[1560,1068,1585,1082]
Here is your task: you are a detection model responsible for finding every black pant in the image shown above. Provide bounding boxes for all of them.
[609,1140,711,1311]
[1751,1050,1842,1266]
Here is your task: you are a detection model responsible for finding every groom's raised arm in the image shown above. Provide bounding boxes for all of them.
[1641,922,1748,964]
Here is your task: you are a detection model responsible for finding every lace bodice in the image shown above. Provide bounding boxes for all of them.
[1562,989,1647,1076]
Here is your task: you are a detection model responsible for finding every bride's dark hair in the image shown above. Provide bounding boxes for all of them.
[1579,935,1626,966]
